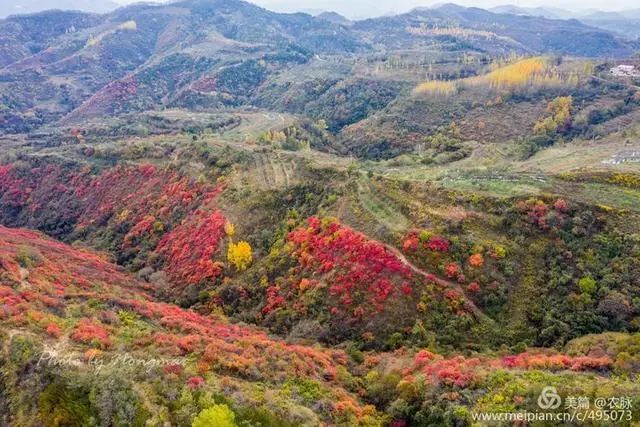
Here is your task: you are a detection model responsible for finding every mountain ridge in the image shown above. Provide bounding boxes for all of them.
[0,0,636,133]
[0,0,120,18]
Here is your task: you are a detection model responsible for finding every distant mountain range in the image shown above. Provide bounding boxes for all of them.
[489,4,640,39]
[579,10,640,39]
[0,0,638,132]
[489,5,577,20]
[357,3,637,54]
[3,0,640,40]
[490,4,640,20]
[0,0,120,18]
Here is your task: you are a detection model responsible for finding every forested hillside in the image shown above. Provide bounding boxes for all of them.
[1,0,640,425]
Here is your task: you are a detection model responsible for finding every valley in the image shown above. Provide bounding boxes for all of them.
[1,0,640,426]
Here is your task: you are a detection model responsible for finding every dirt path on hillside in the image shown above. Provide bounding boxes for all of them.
[382,243,493,324]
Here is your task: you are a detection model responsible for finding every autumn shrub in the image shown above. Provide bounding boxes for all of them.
[156,209,226,286]
[45,323,62,338]
[501,351,612,372]
[70,319,112,348]
[192,404,237,427]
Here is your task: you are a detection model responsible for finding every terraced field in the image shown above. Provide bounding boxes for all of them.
[355,178,410,232]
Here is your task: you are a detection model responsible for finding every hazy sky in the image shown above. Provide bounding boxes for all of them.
[111,0,640,18]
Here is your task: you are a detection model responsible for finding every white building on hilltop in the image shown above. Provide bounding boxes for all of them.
[610,65,640,77]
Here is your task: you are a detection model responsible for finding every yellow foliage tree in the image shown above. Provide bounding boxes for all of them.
[534,96,573,135]
[482,57,547,88]
[413,80,457,97]
[192,404,236,427]
[227,241,252,271]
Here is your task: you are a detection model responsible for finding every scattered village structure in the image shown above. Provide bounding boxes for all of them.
[610,64,640,77]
